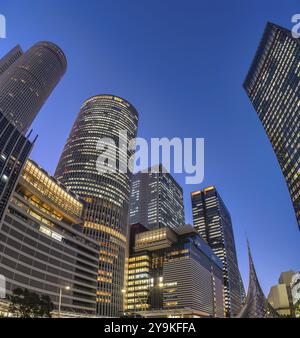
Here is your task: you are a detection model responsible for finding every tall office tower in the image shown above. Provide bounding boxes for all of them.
[126,225,224,318]
[0,42,66,223]
[0,41,67,133]
[55,94,139,317]
[244,22,300,230]
[238,242,278,318]
[129,165,185,229]
[191,186,243,317]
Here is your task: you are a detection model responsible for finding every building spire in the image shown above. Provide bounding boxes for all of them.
[237,239,278,318]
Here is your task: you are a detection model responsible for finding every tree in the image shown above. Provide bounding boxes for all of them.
[294,299,300,318]
[8,288,54,318]
[39,295,54,318]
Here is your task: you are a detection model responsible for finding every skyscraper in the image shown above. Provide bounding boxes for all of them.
[0,41,67,133]
[129,165,185,229]
[191,186,243,317]
[244,22,300,230]
[55,94,139,317]
[0,42,66,223]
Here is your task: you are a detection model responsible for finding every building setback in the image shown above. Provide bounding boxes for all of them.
[129,165,185,230]
[0,159,99,315]
[126,224,224,318]
[55,94,139,317]
[191,186,244,317]
[244,22,300,230]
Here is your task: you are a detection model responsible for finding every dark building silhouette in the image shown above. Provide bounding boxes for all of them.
[244,22,300,230]
[55,94,139,317]
[191,186,244,317]
[0,116,36,222]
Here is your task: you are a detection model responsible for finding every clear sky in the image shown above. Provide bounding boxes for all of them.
[1,0,299,295]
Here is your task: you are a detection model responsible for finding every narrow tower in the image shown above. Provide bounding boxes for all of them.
[191,186,244,317]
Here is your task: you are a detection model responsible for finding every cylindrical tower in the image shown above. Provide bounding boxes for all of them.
[55,94,138,317]
[0,41,67,133]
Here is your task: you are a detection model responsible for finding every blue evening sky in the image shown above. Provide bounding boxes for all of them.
[1,0,299,294]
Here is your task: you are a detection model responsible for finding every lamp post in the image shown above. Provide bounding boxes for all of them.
[58,285,70,318]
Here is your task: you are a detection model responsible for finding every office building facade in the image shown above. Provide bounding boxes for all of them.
[129,165,185,229]
[126,225,224,318]
[0,159,99,315]
[191,186,243,317]
[244,22,300,230]
[55,94,139,317]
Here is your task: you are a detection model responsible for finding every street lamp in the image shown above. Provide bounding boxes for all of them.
[58,285,71,318]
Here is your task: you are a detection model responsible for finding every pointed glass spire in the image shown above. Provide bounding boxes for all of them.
[237,240,278,318]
